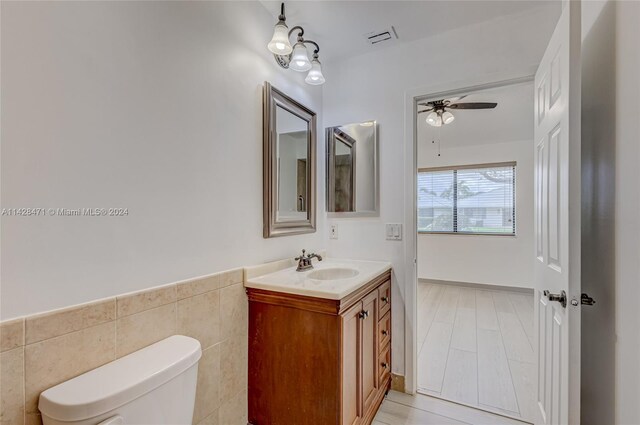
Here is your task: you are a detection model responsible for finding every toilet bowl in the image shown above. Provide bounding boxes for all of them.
[38,335,202,425]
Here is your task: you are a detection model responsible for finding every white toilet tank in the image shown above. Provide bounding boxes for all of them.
[39,335,202,425]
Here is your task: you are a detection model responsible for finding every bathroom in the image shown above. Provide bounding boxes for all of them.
[2,1,640,425]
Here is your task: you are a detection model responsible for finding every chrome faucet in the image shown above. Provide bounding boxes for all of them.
[295,249,323,272]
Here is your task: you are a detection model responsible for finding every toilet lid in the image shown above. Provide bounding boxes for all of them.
[39,335,201,422]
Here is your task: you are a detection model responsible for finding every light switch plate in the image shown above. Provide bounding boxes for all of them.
[330,224,339,239]
[386,223,402,240]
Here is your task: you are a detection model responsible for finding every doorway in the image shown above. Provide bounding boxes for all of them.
[414,80,537,422]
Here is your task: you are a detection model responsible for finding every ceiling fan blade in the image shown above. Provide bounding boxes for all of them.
[417,108,434,114]
[448,102,497,110]
[417,102,434,107]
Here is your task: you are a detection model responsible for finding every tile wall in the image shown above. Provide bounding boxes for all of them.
[0,268,247,425]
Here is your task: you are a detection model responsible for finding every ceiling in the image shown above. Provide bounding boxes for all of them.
[260,1,561,63]
[417,81,534,148]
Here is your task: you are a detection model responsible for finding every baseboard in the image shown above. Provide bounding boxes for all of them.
[391,373,405,393]
[418,278,534,294]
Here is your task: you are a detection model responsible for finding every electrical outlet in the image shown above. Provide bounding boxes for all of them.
[330,224,339,239]
[386,223,402,240]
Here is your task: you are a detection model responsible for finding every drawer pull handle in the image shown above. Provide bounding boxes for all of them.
[359,310,369,319]
[381,330,388,336]
[381,296,389,303]
[381,362,389,369]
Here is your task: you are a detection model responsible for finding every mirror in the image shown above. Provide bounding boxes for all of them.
[263,82,316,238]
[326,121,379,216]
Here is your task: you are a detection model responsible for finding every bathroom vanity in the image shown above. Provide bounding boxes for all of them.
[245,259,392,425]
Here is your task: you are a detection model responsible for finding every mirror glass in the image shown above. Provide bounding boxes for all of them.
[326,121,378,215]
[263,82,316,238]
[276,105,309,221]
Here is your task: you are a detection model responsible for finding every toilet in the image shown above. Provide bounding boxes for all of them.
[38,335,202,425]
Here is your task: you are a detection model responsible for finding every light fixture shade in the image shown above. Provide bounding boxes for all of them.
[268,21,292,55]
[426,111,442,127]
[442,111,455,124]
[289,42,311,72]
[305,58,325,85]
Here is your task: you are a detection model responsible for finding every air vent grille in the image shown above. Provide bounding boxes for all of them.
[364,26,398,45]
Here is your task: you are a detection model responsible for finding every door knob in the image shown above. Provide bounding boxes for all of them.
[543,290,567,308]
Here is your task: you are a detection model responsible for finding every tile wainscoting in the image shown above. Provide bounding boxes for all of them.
[0,268,247,425]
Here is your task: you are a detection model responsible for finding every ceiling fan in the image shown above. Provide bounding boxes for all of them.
[418,97,498,127]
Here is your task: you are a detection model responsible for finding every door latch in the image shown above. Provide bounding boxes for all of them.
[570,293,596,306]
[581,293,596,305]
[543,290,567,308]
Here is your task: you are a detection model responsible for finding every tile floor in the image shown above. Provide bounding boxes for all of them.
[374,390,528,425]
[416,282,536,422]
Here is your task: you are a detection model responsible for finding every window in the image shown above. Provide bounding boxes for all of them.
[417,162,516,235]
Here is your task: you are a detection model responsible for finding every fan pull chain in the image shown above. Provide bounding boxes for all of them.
[431,139,441,156]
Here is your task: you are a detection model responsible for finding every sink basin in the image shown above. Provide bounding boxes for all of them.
[308,267,359,280]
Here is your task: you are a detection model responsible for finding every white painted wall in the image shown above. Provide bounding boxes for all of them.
[417,139,534,288]
[581,1,640,424]
[0,1,324,319]
[322,7,558,376]
[613,4,640,422]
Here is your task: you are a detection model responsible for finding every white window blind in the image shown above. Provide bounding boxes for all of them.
[417,163,516,235]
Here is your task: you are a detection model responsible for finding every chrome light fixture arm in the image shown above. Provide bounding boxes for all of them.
[302,40,319,55]
[289,26,304,39]
[277,2,286,22]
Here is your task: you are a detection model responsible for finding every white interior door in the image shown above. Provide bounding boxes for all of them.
[533,1,581,424]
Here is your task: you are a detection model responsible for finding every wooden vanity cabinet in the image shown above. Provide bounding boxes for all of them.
[247,270,392,425]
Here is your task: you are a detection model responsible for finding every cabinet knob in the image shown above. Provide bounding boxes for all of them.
[381,362,388,369]
[359,310,369,319]
[381,330,388,336]
[381,296,389,303]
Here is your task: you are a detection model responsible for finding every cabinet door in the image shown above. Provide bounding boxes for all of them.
[341,301,362,425]
[361,290,379,414]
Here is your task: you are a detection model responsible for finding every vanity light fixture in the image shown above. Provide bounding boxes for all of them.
[267,3,325,85]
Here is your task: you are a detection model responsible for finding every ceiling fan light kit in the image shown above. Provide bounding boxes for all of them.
[442,111,455,124]
[267,2,325,85]
[426,111,443,127]
[419,98,497,127]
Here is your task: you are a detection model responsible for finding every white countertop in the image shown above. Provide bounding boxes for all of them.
[244,258,391,300]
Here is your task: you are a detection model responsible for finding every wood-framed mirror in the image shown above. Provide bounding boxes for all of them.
[263,82,317,238]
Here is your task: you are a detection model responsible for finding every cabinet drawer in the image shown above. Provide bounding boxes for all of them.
[378,280,391,317]
[377,311,391,353]
[378,343,391,386]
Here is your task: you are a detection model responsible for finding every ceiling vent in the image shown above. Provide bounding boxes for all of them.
[364,26,398,45]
